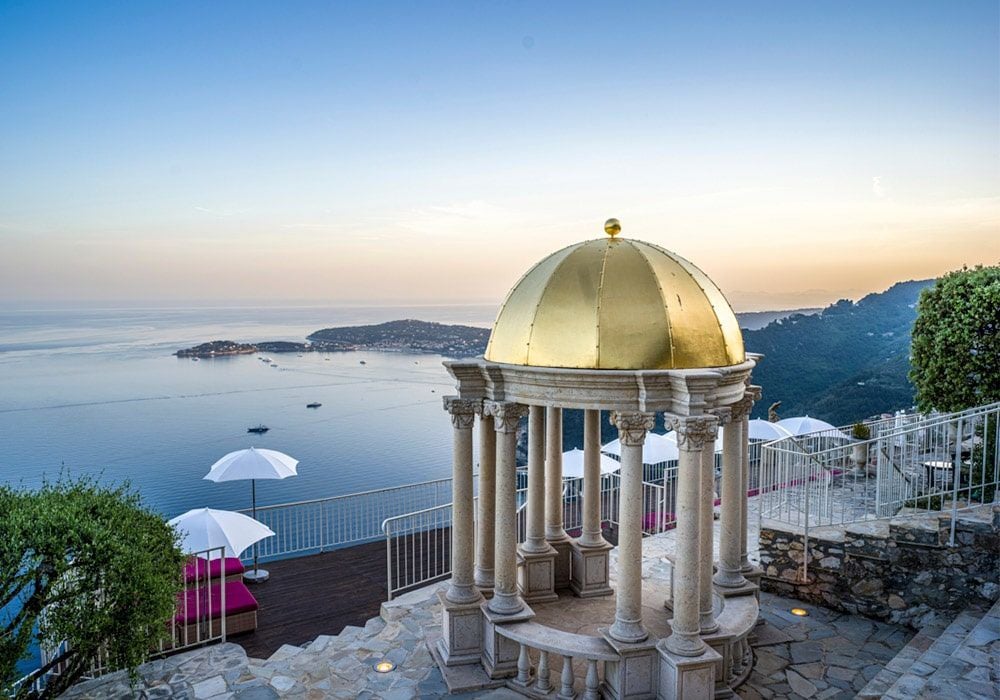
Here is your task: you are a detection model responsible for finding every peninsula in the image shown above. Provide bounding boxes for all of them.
[174,320,490,358]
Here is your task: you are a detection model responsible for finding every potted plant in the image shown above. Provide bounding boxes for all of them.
[851,422,871,470]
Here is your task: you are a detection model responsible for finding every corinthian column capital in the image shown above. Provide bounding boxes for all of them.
[711,406,734,426]
[443,396,479,430]
[667,415,719,451]
[730,384,763,421]
[610,411,656,446]
[483,400,529,433]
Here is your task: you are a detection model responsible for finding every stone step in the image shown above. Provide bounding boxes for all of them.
[917,598,1000,699]
[881,604,990,699]
[266,643,305,663]
[856,615,951,698]
[305,634,337,653]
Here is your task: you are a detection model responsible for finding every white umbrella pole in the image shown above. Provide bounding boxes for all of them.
[251,479,259,575]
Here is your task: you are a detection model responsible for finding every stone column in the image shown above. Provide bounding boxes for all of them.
[545,406,572,590]
[581,409,604,547]
[740,386,762,574]
[716,405,749,589]
[436,397,484,667]
[570,409,614,597]
[445,397,480,604]
[699,419,721,634]
[475,411,496,592]
[608,411,655,643]
[665,415,718,657]
[485,400,529,616]
[524,406,547,552]
[518,406,558,602]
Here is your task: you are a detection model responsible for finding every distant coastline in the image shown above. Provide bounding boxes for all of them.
[174,311,819,358]
[175,319,490,358]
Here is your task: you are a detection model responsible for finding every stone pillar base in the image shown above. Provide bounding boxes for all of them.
[436,589,485,666]
[517,546,559,603]
[741,564,763,604]
[657,642,721,700]
[480,601,535,679]
[701,628,736,699]
[569,539,614,598]
[547,536,574,591]
[601,629,659,700]
[715,579,758,599]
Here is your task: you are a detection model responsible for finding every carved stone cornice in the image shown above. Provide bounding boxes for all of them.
[483,400,529,433]
[667,415,719,451]
[610,411,656,446]
[443,396,479,430]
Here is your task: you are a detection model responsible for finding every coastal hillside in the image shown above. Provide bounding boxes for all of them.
[308,319,490,357]
[744,279,933,425]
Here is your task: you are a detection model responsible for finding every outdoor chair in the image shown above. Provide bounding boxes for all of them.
[183,555,246,585]
[174,579,259,641]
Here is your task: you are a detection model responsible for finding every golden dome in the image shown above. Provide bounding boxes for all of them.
[484,232,745,370]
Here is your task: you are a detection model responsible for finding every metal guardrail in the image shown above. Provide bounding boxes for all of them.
[760,402,1000,580]
[238,477,454,562]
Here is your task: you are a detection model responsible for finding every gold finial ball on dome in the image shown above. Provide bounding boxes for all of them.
[604,218,621,238]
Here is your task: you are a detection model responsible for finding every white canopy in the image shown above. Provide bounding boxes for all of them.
[204,447,299,482]
[558,448,622,479]
[601,432,678,465]
[775,416,849,438]
[168,508,274,558]
[746,419,794,442]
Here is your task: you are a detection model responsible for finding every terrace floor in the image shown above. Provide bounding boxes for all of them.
[231,540,391,659]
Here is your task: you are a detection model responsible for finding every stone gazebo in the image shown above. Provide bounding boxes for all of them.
[434,220,762,699]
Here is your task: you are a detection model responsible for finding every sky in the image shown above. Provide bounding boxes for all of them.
[1,1,997,311]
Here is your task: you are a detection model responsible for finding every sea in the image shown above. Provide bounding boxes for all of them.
[0,303,498,519]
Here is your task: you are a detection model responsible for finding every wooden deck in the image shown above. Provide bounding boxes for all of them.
[230,541,390,659]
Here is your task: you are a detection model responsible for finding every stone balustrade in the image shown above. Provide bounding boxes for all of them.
[496,621,617,699]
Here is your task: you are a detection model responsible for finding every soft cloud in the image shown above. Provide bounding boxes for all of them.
[872,176,885,199]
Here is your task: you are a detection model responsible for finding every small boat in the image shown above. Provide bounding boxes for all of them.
[359,360,367,365]
[306,402,322,409]
[247,425,269,434]
[270,363,278,367]
[324,357,330,361]
[192,357,199,362]
[297,354,303,357]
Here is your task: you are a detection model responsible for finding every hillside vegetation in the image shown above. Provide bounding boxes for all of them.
[744,280,932,425]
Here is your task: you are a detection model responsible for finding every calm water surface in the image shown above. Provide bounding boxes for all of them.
[0,304,496,518]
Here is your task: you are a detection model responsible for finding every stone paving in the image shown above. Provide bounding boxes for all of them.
[60,587,919,699]
[62,510,993,700]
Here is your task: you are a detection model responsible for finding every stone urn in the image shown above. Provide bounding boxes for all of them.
[852,441,870,472]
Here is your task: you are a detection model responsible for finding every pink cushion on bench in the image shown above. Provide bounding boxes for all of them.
[175,580,258,625]
[183,556,245,583]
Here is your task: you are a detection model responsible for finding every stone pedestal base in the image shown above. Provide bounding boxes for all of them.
[517,546,559,603]
[547,536,574,591]
[715,579,758,599]
[741,564,763,604]
[701,629,736,699]
[436,590,485,666]
[569,539,614,598]
[601,630,659,700]
[480,601,535,679]
[657,642,721,700]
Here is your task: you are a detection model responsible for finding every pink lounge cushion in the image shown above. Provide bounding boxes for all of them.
[175,580,258,625]
[183,556,245,583]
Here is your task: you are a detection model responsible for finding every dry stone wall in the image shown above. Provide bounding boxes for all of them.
[758,505,1000,628]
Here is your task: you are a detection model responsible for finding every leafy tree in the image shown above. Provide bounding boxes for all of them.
[910,265,1000,412]
[1,479,185,699]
